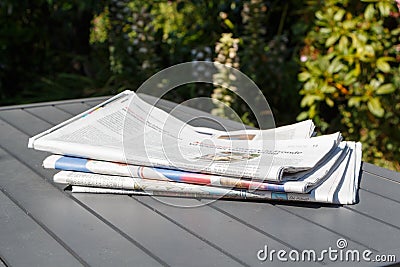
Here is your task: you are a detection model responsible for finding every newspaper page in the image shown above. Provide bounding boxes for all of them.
[72,186,151,195]
[43,141,347,193]
[44,155,286,192]
[29,90,338,181]
[42,120,315,192]
[193,119,315,140]
[59,141,362,205]
[54,170,277,200]
[282,142,349,193]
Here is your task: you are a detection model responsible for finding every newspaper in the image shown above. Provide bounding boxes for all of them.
[193,119,315,140]
[28,90,338,181]
[43,141,348,193]
[55,141,361,204]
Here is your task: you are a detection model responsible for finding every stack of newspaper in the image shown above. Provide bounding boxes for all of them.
[28,91,362,204]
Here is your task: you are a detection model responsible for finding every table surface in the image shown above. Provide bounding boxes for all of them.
[0,95,400,267]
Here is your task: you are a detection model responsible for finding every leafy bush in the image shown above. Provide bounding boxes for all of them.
[298,0,400,170]
[2,0,399,170]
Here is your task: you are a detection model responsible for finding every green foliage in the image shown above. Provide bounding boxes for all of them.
[212,33,241,121]
[298,0,400,170]
[89,1,229,102]
[239,0,316,126]
[2,0,399,170]
[1,0,308,117]
[86,0,311,127]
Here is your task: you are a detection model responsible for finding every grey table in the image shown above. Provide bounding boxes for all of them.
[0,95,400,267]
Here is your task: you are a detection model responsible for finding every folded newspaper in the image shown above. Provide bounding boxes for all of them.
[28,90,362,204]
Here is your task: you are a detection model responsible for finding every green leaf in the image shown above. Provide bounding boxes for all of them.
[315,11,325,20]
[338,36,349,52]
[391,28,400,35]
[296,111,309,121]
[320,27,332,34]
[364,4,375,20]
[327,58,344,74]
[321,84,336,93]
[325,33,340,47]
[301,94,321,107]
[348,96,362,107]
[304,79,319,91]
[298,72,311,82]
[317,57,330,71]
[377,1,391,17]
[342,20,357,29]
[358,33,368,44]
[376,73,385,83]
[350,33,360,48]
[376,84,395,95]
[367,97,384,117]
[309,104,317,118]
[305,61,322,76]
[369,79,382,90]
[364,45,375,57]
[378,57,396,62]
[344,70,358,85]
[376,58,391,73]
[334,9,346,21]
[325,97,334,107]
[343,76,357,86]
[223,19,234,30]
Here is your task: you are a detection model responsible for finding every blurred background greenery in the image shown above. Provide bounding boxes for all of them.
[0,0,399,170]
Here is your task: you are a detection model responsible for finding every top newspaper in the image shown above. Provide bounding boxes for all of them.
[28,90,341,182]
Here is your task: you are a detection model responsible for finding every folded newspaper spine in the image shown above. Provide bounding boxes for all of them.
[49,141,361,204]
[43,140,350,194]
[52,171,326,202]
[28,90,363,204]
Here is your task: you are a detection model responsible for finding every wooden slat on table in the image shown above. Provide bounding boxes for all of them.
[24,106,73,125]
[0,191,83,267]
[276,202,400,253]
[346,189,400,229]
[73,194,244,267]
[81,99,108,108]
[362,162,400,183]
[0,109,55,136]
[0,120,163,266]
[0,96,110,112]
[360,172,400,202]
[132,196,297,266]
[54,102,97,115]
[205,199,371,253]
